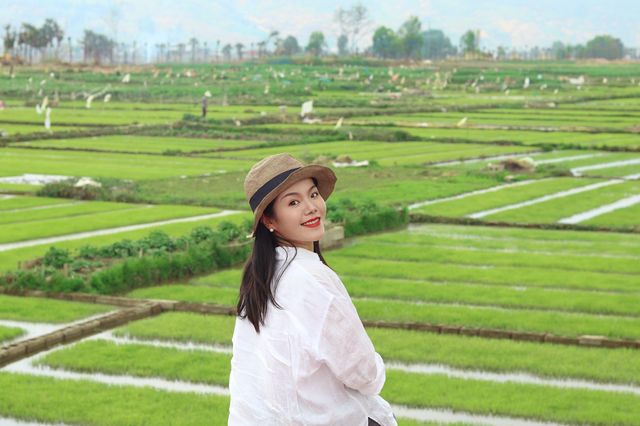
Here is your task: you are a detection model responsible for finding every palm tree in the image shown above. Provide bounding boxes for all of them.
[235,43,244,60]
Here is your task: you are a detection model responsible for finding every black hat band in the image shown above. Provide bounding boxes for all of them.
[249,167,301,212]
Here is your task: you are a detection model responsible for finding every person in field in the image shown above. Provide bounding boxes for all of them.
[229,153,396,426]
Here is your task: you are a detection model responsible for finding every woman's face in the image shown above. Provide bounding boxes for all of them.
[262,177,326,250]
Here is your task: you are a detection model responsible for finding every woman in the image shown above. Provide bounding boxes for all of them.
[229,153,396,426]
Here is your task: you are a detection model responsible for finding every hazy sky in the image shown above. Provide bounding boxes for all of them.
[4,0,639,53]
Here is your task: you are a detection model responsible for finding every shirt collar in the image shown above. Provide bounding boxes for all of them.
[275,245,320,262]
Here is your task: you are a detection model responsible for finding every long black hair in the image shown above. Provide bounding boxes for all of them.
[237,198,329,333]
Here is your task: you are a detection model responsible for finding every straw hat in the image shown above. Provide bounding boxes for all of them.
[244,153,336,237]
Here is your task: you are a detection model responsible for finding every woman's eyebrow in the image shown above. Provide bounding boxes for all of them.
[281,185,317,199]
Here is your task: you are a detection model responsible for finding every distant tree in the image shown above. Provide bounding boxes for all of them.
[550,41,566,59]
[334,2,370,54]
[337,34,349,57]
[189,37,198,62]
[399,16,422,59]
[306,31,326,56]
[257,41,266,58]
[222,43,232,61]
[584,35,624,60]
[203,41,208,61]
[177,43,185,62]
[235,43,244,60]
[460,30,476,55]
[372,26,398,59]
[266,30,279,55]
[3,24,17,56]
[156,43,166,62]
[80,29,115,65]
[276,35,300,56]
[496,45,507,60]
[420,29,452,59]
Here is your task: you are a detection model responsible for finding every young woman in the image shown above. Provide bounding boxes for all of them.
[229,153,396,426]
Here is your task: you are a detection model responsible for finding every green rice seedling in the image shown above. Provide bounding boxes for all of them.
[0,196,73,211]
[35,339,231,387]
[0,200,138,226]
[18,135,267,154]
[584,202,640,226]
[0,325,26,343]
[113,312,235,345]
[487,180,640,223]
[0,204,220,244]
[353,298,640,340]
[0,372,231,426]
[369,327,640,385]
[126,285,238,306]
[338,242,640,274]
[0,148,255,180]
[0,294,112,323]
[382,371,640,425]
[413,177,603,217]
[324,256,638,293]
[341,275,640,317]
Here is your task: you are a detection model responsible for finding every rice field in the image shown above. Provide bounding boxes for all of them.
[1,61,640,425]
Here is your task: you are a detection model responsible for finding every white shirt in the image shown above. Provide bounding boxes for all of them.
[229,246,396,426]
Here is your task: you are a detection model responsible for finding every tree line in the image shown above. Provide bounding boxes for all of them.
[1,7,632,65]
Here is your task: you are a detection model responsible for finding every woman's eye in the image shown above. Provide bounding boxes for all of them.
[311,192,319,198]
[289,200,299,206]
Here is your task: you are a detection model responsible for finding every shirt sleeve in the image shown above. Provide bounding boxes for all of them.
[315,293,386,396]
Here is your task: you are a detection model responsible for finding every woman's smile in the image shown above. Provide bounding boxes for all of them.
[301,217,321,227]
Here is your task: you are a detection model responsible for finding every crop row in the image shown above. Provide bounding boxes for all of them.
[0,148,255,180]
[413,177,603,216]
[0,202,220,245]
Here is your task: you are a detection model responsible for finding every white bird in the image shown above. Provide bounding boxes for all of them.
[86,94,95,109]
[334,117,343,130]
[456,117,468,127]
[122,73,131,83]
[104,94,112,103]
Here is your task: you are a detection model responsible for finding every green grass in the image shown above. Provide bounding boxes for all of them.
[487,180,640,223]
[0,182,40,191]
[0,294,113,323]
[0,204,221,244]
[0,325,25,343]
[413,177,603,217]
[382,371,640,425]
[0,148,255,180]
[0,372,231,426]
[35,339,231,387]
[580,162,640,178]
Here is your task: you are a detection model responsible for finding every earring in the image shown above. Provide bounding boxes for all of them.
[269,228,274,233]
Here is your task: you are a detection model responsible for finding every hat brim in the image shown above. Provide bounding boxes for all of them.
[248,165,336,238]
